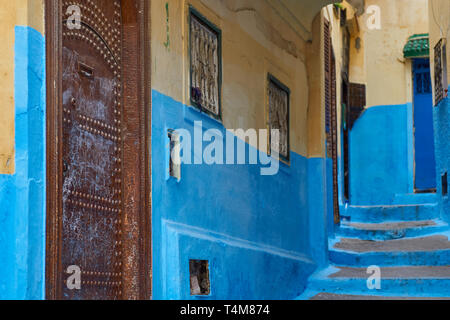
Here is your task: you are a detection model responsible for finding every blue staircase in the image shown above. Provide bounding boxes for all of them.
[298,201,450,300]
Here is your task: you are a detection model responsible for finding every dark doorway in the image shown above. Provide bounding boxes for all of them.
[45,0,151,300]
[413,58,436,192]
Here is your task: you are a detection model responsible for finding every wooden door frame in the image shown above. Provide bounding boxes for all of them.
[330,51,340,224]
[324,19,340,224]
[45,0,151,300]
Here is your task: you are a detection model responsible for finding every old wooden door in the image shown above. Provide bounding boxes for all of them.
[46,0,151,300]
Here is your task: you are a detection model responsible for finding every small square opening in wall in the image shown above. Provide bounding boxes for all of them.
[442,172,448,196]
[189,260,210,296]
[168,130,181,180]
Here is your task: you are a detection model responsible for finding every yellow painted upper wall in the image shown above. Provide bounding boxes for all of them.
[308,0,430,157]
[0,2,17,174]
[428,0,450,99]
[308,3,359,158]
[151,0,319,157]
[19,0,45,35]
[273,0,341,41]
[0,0,44,174]
[306,13,325,158]
[356,0,429,107]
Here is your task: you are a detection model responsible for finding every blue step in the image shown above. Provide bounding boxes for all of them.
[337,219,448,240]
[329,234,450,267]
[299,200,450,300]
[343,203,439,223]
[330,247,450,267]
[298,291,450,300]
[301,266,450,298]
[392,193,437,205]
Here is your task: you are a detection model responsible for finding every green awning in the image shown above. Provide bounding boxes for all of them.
[403,34,430,58]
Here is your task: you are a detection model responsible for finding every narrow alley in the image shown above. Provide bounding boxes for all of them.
[301,201,450,299]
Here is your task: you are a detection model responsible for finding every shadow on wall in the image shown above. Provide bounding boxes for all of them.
[349,104,412,205]
[151,90,331,299]
[434,87,450,223]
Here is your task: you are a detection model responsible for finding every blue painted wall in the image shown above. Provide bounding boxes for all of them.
[434,86,450,223]
[151,90,329,299]
[309,157,332,265]
[0,26,45,300]
[349,104,413,205]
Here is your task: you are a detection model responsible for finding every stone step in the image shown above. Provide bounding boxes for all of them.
[309,292,450,300]
[330,265,450,279]
[337,219,448,240]
[301,266,450,297]
[392,193,437,205]
[343,203,439,223]
[329,235,450,266]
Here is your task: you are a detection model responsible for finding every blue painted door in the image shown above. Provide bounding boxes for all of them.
[413,59,436,191]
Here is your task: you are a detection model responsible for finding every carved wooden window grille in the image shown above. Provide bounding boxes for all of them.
[268,75,290,162]
[348,83,366,129]
[435,39,444,105]
[434,39,448,106]
[189,8,221,119]
[349,83,366,108]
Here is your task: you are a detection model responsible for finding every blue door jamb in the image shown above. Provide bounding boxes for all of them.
[412,58,436,191]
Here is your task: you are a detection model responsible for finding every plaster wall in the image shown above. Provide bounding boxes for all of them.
[429,0,450,222]
[0,1,45,300]
[151,0,312,157]
[345,0,430,204]
[0,0,44,174]
[356,0,428,107]
[429,0,450,87]
[151,0,333,299]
